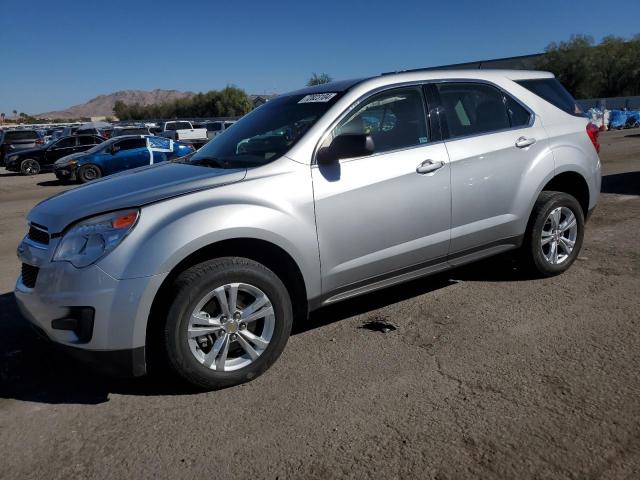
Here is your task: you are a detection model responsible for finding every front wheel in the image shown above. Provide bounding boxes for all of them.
[78,164,102,183]
[522,191,585,277]
[163,257,293,390]
[20,159,40,176]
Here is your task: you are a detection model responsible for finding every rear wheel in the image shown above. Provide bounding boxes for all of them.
[163,257,293,390]
[20,159,40,176]
[522,191,584,277]
[78,164,102,183]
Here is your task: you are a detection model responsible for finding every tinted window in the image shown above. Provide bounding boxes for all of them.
[115,138,146,151]
[224,122,235,129]
[165,122,192,131]
[505,95,531,127]
[436,83,510,139]
[115,128,149,136]
[78,135,100,146]
[5,131,39,141]
[206,123,223,132]
[331,86,428,154]
[54,137,77,148]
[516,78,582,117]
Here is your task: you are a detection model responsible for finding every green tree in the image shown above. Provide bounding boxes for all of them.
[537,33,640,98]
[306,72,333,86]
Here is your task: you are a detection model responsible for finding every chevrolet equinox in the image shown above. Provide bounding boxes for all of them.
[15,70,601,389]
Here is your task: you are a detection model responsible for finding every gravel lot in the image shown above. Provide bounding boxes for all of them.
[1,129,639,479]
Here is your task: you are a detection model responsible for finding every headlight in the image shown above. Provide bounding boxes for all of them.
[7,155,18,162]
[53,209,139,268]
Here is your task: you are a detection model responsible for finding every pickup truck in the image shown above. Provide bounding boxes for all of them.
[157,121,208,147]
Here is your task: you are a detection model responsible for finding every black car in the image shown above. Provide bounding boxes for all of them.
[4,134,105,175]
[0,129,44,165]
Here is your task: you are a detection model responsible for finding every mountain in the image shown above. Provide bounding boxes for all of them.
[37,89,194,119]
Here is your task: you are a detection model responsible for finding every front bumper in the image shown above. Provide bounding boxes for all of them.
[53,164,77,181]
[15,238,167,376]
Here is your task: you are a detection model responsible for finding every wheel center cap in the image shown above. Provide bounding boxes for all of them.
[225,321,238,334]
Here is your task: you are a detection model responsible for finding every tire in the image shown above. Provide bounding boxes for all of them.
[522,191,585,277]
[163,257,293,390]
[78,164,102,183]
[20,159,40,176]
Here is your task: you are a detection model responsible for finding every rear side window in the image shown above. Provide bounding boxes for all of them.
[78,136,100,146]
[5,131,39,141]
[435,83,510,138]
[55,137,77,148]
[516,78,582,117]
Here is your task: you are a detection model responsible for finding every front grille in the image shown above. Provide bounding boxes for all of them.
[21,263,39,288]
[27,224,49,245]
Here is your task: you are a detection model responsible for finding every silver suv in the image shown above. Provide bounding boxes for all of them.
[15,70,601,389]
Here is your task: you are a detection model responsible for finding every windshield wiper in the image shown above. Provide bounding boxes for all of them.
[190,156,228,169]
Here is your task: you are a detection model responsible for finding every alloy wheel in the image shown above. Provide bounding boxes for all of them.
[540,206,578,265]
[187,282,275,371]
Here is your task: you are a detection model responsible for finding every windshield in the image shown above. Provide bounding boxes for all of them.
[187,92,342,169]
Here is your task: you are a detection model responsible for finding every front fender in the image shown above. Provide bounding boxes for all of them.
[97,161,320,299]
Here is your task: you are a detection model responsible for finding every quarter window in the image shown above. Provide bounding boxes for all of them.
[331,86,429,155]
[435,83,510,138]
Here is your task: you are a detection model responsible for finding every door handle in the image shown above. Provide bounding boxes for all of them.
[416,160,444,174]
[515,136,536,148]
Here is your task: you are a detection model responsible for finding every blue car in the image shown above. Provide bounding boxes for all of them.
[53,135,195,183]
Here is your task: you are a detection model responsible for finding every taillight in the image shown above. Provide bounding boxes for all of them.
[586,123,600,153]
[36,138,44,145]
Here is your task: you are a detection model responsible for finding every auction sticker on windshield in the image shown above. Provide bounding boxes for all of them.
[298,93,337,103]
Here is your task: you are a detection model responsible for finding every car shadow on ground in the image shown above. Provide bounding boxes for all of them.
[601,170,640,195]
[37,179,70,187]
[0,171,22,177]
[0,255,533,405]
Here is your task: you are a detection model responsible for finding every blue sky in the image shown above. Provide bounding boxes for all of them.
[1,0,639,115]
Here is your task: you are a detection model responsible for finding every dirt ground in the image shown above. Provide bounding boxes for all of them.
[0,129,639,479]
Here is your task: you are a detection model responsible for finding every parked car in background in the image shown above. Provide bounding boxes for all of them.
[204,120,236,140]
[0,129,44,165]
[157,121,207,146]
[4,134,105,175]
[53,135,195,183]
[111,126,151,137]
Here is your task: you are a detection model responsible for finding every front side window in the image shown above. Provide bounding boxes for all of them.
[188,92,343,169]
[78,135,99,146]
[330,86,428,154]
[435,83,511,139]
[115,138,146,151]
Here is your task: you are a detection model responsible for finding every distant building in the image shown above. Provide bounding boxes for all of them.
[418,53,544,72]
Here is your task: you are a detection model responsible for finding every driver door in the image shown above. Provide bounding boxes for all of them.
[45,137,78,164]
[109,137,150,172]
[312,86,452,296]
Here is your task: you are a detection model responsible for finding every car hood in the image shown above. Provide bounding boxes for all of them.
[54,152,86,166]
[28,162,247,233]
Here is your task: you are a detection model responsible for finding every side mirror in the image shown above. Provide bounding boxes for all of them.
[316,134,375,164]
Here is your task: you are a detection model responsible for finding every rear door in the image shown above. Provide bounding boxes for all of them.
[312,85,452,295]
[427,81,549,256]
